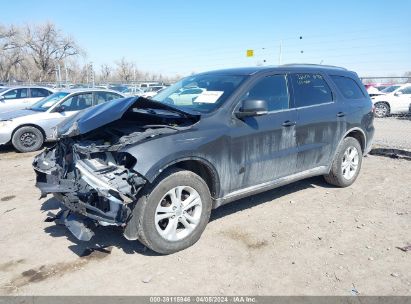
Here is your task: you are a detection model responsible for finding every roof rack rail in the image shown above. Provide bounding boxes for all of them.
[281,63,347,71]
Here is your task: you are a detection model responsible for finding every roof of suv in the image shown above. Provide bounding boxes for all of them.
[200,64,352,76]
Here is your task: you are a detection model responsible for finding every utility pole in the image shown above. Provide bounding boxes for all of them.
[55,68,59,87]
[64,63,68,87]
[278,40,283,65]
[133,67,137,89]
[57,64,62,88]
[89,62,95,88]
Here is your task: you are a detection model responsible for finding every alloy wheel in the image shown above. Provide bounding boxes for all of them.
[155,186,202,241]
[341,146,359,180]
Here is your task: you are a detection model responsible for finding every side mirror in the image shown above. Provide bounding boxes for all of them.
[54,105,65,113]
[235,99,268,118]
[0,96,4,101]
[394,91,403,97]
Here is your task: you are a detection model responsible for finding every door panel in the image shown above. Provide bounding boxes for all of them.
[295,103,345,171]
[0,89,29,112]
[228,74,298,192]
[229,110,298,191]
[396,94,411,112]
[290,73,345,171]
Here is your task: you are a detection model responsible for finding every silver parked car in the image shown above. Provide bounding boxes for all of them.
[122,86,145,97]
[0,86,54,113]
[0,89,124,152]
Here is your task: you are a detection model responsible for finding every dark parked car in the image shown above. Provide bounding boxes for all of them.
[33,65,374,254]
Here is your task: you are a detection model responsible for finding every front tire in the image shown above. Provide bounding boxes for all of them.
[130,169,212,254]
[324,137,363,187]
[374,102,390,118]
[12,126,44,153]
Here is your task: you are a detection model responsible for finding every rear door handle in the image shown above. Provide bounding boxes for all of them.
[337,112,346,117]
[282,120,296,127]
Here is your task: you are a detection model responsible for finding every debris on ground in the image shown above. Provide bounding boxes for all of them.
[396,244,411,252]
[351,283,360,295]
[3,208,16,214]
[142,276,152,283]
[79,246,113,258]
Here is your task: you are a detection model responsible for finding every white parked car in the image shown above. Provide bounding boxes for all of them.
[0,86,54,113]
[372,84,411,117]
[122,86,145,97]
[141,86,167,98]
[168,87,206,105]
[0,89,124,152]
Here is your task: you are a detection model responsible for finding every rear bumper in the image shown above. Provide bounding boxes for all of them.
[365,126,375,155]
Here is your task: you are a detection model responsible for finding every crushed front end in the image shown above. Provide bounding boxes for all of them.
[33,139,146,241]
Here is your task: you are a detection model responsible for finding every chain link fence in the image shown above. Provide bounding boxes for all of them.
[373,116,411,151]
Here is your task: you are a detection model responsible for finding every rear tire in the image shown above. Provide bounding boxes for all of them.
[374,102,390,118]
[324,137,363,187]
[12,126,44,153]
[130,169,212,254]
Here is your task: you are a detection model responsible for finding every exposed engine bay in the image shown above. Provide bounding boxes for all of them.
[33,98,199,241]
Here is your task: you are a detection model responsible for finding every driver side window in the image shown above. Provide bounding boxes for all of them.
[4,88,28,100]
[59,93,93,111]
[241,75,289,112]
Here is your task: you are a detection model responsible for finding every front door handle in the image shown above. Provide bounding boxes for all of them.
[337,112,346,117]
[282,120,296,127]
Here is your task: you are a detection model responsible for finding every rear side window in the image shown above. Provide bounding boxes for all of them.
[95,92,122,105]
[31,88,51,98]
[290,73,333,107]
[330,76,364,99]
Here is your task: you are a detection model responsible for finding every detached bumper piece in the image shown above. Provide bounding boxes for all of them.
[47,209,96,241]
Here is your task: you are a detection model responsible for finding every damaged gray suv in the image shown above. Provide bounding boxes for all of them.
[33,65,375,254]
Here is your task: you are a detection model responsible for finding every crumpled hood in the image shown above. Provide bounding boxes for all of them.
[57,96,199,137]
[0,109,37,121]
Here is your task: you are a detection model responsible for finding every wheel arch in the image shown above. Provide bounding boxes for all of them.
[151,157,221,199]
[344,128,366,152]
[11,123,47,140]
[374,100,391,110]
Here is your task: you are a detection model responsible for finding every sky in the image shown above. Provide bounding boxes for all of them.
[2,0,411,77]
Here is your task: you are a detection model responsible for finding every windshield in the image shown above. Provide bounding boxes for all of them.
[0,88,8,94]
[30,92,69,111]
[110,86,128,93]
[152,74,246,113]
[381,85,401,93]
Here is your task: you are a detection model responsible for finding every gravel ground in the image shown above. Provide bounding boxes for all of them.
[0,147,410,295]
[373,117,411,150]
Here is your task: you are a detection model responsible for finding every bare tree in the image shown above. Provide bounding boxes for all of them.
[100,64,112,83]
[23,22,83,81]
[115,57,136,82]
[0,24,25,81]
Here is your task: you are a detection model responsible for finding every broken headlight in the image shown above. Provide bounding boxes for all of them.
[115,152,137,169]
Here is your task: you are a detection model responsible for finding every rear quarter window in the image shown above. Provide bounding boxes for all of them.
[331,75,365,99]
